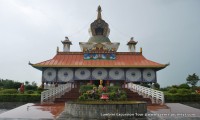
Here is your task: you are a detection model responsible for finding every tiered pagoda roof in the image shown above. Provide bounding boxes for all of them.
[31,52,168,70]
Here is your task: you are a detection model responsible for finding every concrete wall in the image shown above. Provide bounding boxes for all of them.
[64,102,147,119]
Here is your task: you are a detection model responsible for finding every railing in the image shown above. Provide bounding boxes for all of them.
[44,84,56,89]
[41,83,72,103]
[127,83,165,105]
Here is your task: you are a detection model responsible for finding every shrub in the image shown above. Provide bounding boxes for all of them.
[37,87,43,91]
[36,90,42,94]
[79,85,96,93]
[83,93,88,99]
[172,85,178,88]
[109,92,116,100]
[94,93,100,99]
[26,90,34,94]
[179,83,190,89]
[0,89,18,94]
[0,94,40,102]
[168,88,177,94]
[177,89,191,95]
[160,87,171,91]
[79,95,85,101]
[36,87,44,94]
[119,94,127,101]
[165,94,200,102]
[107,86,120,92]
[140,83,150,88]
[25,85,37,90]
[153,83,160,90]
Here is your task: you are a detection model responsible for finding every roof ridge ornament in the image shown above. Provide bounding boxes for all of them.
[131,37,134,41]
[97,5,102,19]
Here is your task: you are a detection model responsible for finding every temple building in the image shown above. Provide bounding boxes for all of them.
[30,6,168,88]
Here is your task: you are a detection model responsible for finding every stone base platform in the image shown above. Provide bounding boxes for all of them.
[57,101,147,120]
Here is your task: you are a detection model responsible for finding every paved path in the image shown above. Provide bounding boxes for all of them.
[0,109,7,114]
[148,103,200,120]
[0,103,64,120]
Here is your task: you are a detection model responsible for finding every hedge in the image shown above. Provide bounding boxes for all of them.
[165,94,200,102]
[0,94,40,102]
[0,89,18,94]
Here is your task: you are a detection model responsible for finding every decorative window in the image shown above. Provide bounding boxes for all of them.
[58,68,73,82]
[143,69,155,82]
[147,72,151,77]
[109,68,124,80]
[80,71,85,75]
[92,68,107,79]
[43,68,56,82]
[98,71,102,76]
[64,72,68,77]
[131,72,136,77]
[47,72,52,76]
[126,69,142,82]
[75,68,90,80]
[115,71,119,75]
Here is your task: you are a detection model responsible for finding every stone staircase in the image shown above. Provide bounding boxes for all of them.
[123,88,152,104]
[54,87,152,104]
[54,87,80,103]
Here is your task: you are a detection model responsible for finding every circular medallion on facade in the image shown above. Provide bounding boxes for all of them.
[43,68,56,82]
[109,68,124,80]
[143,69,155,82]
[58,68,73,82]
[92,68,107,80]
[75,68,90,80]
[126,69,141,82]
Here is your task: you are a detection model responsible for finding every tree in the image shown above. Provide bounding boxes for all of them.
[0,79,22,89]
[31,81,37,86]
[25,81,29,86]
[25,81,38,90]
[2,79,14,89]
[186,73,199,87]
[153,83,160,90]
[179,83,190,89]
[13,81,22,89]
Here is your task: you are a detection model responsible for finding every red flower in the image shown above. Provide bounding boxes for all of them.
[102,87,107,92]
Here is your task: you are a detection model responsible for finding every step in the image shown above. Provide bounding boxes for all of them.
[54,98,77,103]
[123,88,152,104]
[54,88,80,103]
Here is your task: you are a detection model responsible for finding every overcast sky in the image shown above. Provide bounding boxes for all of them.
[0,0,200,87]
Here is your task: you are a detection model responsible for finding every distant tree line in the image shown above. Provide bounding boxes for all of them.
[0,79,21,89]
[0,79,37,90]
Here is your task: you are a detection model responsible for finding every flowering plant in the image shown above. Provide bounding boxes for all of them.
[102,86,107,93]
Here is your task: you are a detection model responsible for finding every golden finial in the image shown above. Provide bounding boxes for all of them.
[97,5,102,19]
[131,37,134,41]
